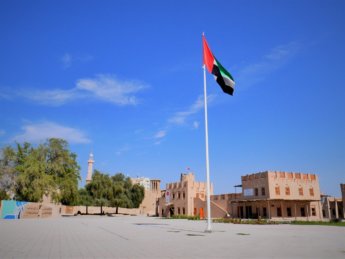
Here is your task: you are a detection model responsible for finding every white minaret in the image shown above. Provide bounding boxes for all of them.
[86,152,94,185]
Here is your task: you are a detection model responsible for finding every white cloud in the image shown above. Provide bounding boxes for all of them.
[168,94,215,126]
[168,95,204,125]
[25,88,80,106]
[152,95,211,145]
[154,130,166,139]
[61,53,93,69]
[153,130,167,145]
[237,41,300,88]
[264,42,299,61]
[76,74,146,105]
[12,121,90,144]
[17,74,147,106]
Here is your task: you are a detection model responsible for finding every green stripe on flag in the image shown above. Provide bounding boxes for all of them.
[215,59,235,83]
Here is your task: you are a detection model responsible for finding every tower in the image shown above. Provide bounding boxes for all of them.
[86,152,94,185]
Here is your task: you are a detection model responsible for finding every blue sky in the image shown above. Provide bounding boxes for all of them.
[1,0,344,196]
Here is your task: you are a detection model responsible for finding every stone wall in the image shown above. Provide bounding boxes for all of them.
[1,200,61,219]
[1,200,141,219]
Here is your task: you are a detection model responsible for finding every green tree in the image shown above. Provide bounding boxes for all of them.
[86,170,112,214]
[0,146,17,199]
[45,139,80,205]
[109,180,127,214]
[85,171,145,214]
[0,138,80,204]
[78,188,93,214]
[130,183,145,208]
[110,173,145,214]
[15,144,53,202]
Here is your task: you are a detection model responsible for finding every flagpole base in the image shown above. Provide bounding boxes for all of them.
[205,221,212,233]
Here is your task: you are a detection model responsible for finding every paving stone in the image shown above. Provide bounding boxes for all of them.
[0,215,344,258]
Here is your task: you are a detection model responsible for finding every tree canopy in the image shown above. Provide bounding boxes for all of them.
[0,146,17,200]
[0,138,80,205]
[1,139,145,212]
[84,171,145,214]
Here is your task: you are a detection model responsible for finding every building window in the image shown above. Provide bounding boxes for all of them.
[311,207,316,216]
[172,193,175,199]
[178,192,181,199]
[261,187,266,196]
[275,187,280,195]
[178,207,180,214]
[285,187,290,196]
[309,188,314,196]
[300,207,306,217]
[221,195,225,200]
[277,207,282,217]
[287,207,292,217]
[183,192,185,199]
[299,187,304,196]
[255,188,259,196]
[182,207,185,215]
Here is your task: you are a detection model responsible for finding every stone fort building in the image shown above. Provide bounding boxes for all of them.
[159,171,323,221]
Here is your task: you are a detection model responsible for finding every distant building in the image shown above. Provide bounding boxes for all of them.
[85,152,94,185]
[229,171,322,220]
[131,177,161,216]
[159,171,323,221]
[321,184,345,220]
[158,172,213,218]
[321,195,344,220]
[131,177,151,190]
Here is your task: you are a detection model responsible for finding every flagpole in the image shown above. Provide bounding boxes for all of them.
[203,62,212,233]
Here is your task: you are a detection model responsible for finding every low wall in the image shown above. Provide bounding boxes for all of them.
[1,200,60,219]
[72,206,140,215]
[1,200,142,219]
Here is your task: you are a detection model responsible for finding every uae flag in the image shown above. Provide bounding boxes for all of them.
[203,35,235,95]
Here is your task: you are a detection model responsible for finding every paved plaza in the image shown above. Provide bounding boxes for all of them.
[0,215,344,258]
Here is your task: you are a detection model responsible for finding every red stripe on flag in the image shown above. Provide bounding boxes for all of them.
[202,35,215,73]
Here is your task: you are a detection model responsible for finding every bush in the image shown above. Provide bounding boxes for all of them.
[170,215,200,220]
[213,218,276,225]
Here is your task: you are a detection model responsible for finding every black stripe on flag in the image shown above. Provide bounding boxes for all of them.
[212,65,234,95]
